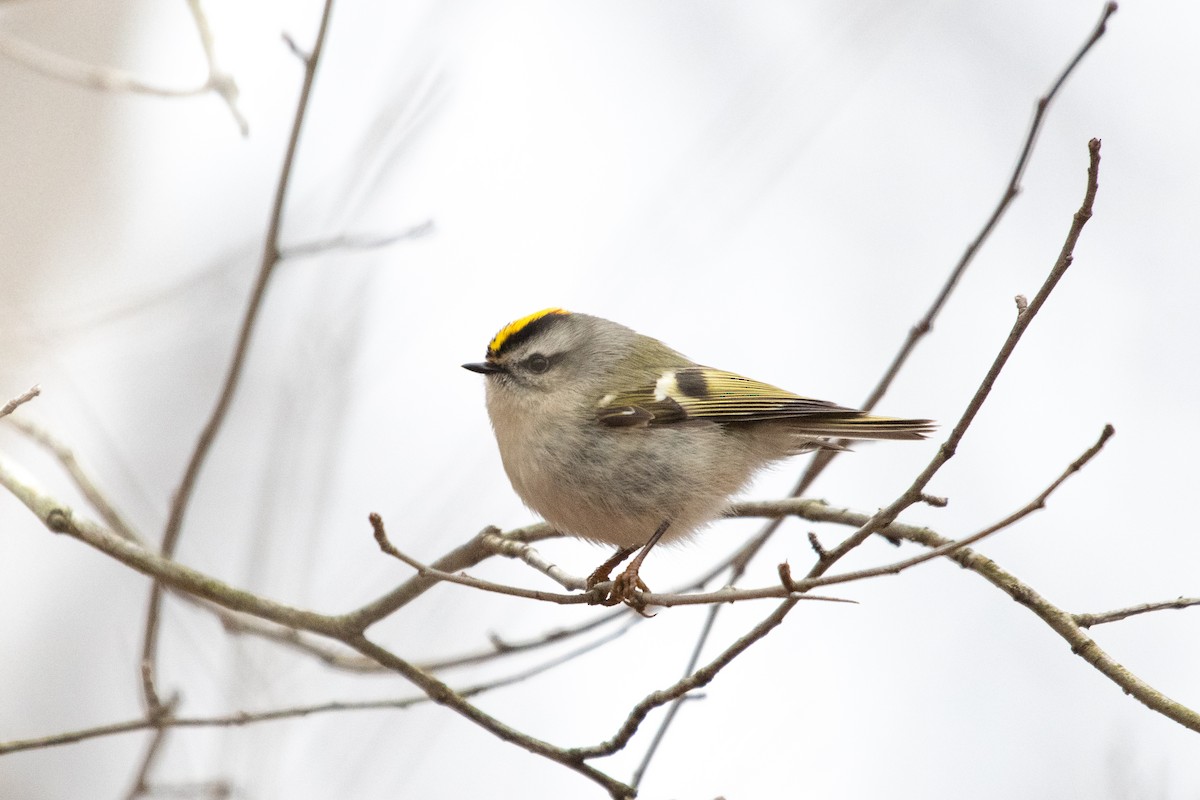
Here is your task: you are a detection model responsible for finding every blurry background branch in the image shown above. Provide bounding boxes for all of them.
[0,385,40,419]
[137,0,334,759]
[0,0,247,134]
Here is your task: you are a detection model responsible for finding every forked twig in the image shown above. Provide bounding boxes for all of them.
[724,0,1120,581]
[637,4,1118,772]
[0,1,247,134]
[140,0,337,718]
[808,138,1102,578]
[788,0,1119,499]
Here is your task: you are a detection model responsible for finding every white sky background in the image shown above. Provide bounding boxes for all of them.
[2,1,1198,798]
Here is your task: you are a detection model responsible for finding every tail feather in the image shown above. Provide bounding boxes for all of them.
[782,414,936,442]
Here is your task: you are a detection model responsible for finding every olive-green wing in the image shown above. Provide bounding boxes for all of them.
[596,367,934,440]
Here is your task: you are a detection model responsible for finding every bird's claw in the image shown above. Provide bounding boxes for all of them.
[591,567,651,614]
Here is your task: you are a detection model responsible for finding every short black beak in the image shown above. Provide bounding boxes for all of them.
[462,361,504,375]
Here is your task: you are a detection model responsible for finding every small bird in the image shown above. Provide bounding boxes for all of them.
[464,308,933,606]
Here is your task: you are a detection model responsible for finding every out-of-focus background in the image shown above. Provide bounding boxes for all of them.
[2,1,1198,797]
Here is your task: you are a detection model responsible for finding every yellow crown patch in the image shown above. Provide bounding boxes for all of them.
[488,308,570,354]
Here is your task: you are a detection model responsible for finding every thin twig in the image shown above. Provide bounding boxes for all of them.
[1,624,627,759]
[788,0,1119,499]
[631,602,721,789]
[772,424,1116,592]
[420,608,632,672]
[6,417,141,543]
[0,717,154,757]
[141,0,337,714]
[280,220,435,259]
[481,528,588,590]
[343,522,560,630]
[373,514,852,608]
[572,595,802,761]
[0,34,203,95]
[369,513,595,605]
[635,125,1113,778]
[0,467,631,795]
[809,137,1103,578]
[0,428,1115,616]
[219,613,380,671]
[122,713,174,800]
[184,0,248,135]
[727,499,1200,733]
[0,2,247,134]
[1074,597,1200,628]
[899,525,1200,732]
[4,417,392,672]
[281,33,310,63]
[717,1,1120,583]
[0,385,40,419]
[224,596,633,675]
[7,416,406,673]
[347,635,634,799]
[4,439,1199,789]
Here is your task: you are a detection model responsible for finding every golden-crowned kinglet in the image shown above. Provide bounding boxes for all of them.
[464,308,933,605]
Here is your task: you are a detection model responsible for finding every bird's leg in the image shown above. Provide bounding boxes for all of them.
[586,545,639,590]
[608,519,671,607]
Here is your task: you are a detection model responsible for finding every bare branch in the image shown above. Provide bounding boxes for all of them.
[373,514,853,609]
[369,513,595,606]
[280,220,435,259]
[122,694,177,800]
[348,635,634,799]
[3,418,398,673]
[727,501,1200,734]
[631,600,722,789]
[1,623,629,759]
[420,610,633,672]
[774,424,1116,593]
[716,2,1120,589]
[219,613,381,672]
[0,717,153,757]
[343,522,560,630]
[229,598,631,676]
[0,454,348,635]
[6,417,141,543]
[0,459,632,794]
[1075,597,1200,628]
[0,33,200,94]
[143,0,337,714]
[5,432,1197,783]
[573,595,800,761]
[281,32,310,64]
[184,0,247,135]
[0,385,40,419]
[480,528,587,591]
[789,1,1118,499]
[808,137,1104,576]
[898,525,1200,733]
[0,2,247,134]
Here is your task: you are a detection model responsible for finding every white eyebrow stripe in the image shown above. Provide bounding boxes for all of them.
[654,371,677,402]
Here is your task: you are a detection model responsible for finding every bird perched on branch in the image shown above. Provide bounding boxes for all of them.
[464,308,933,607]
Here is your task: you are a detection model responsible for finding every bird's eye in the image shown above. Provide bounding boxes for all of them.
[525,354,550,373]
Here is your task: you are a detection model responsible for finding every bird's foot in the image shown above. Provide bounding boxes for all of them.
[585,546,638,591]
[596,566,652,614]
